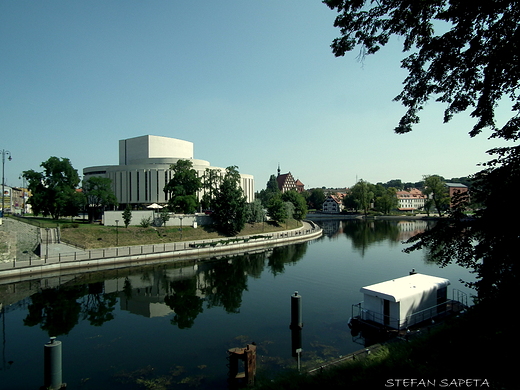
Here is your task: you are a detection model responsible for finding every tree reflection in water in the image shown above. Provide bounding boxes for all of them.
[24,283,117,336]
[317,219,433,257]
[23,242,309,334]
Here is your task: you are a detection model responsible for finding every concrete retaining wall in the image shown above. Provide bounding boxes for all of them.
[0,221,322,284]
[103,210,212,227]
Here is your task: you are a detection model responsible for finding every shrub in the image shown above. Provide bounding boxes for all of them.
[139,216,152,228]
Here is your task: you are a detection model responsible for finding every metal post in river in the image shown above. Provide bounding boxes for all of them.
[43,336,66,389]
[290,291,303,370]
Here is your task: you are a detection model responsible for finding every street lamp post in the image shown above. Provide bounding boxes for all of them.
[115,219,119,246]
[1,149,12,218]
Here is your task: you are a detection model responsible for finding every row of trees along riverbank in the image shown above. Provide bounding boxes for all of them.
[20,159,309,237]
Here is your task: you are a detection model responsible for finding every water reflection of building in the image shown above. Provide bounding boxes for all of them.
[104,265,199,318]
[320,220,343,238]
[317,219,429,242]
[396,220,429,241]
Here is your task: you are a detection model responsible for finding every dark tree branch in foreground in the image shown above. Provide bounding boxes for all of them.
[324,0,520,139]
[325,0,520,307]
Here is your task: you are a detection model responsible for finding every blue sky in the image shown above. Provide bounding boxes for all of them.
[1,1,510,191]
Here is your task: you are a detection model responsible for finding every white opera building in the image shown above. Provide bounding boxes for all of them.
[83,135,255,208]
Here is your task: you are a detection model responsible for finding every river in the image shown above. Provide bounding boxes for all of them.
[0,219,476,389]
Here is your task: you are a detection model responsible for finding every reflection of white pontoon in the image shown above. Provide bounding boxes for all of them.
[350,273,467,331]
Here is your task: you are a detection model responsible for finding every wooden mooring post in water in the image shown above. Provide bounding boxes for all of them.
[227,343,256,387]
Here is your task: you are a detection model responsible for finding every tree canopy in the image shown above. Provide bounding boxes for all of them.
[23,156,82,219]
[122,204,132,228]
[212,166,248,236]
[307,188,326,210]
[422,174,449,216]
[164,159,202,213]
[325,0,520,315]
[82,176,118,222]
[266,195,287,225]
[200,168,222,211]
[257,174,281,207]
[324,0,520,140]
[374,185,398,215]
[350,180,374,216]
[281,190,308,221]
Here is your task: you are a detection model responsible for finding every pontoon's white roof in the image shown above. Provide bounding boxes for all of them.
[360,273,450,303]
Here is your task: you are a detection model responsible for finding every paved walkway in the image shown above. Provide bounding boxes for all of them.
[0,219,323,281]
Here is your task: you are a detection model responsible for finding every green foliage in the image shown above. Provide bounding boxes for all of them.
[200,168,222,211]
[374,185,398,215]
[284,201,295,221]
[325,0,520,323]
[342,191,356,210]
[158,209,170,227]
[350,180,374,216]
[407,147,520,309]
[82,176,118,222]
[281,190,308,220]
[423,175,449,216]
[380,179,403,190]
[307,188,326,210]
[170,195,198,215]
[139,216,152,228]
[247,199,265,223]
[164,160,202,213]
[212,166,248,236]
[266,195,287,224]
[325,0,520,140]
[23,156,81,220]
[122,204,132,228]
[189,235,272,249]
[257,174,281,207]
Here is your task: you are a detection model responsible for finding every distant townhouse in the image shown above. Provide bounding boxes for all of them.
[396,188,427,211]
[445,183,469,207]
[322,195,344,214]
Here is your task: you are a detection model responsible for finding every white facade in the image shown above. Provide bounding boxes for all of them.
[396,189,427,211]
[322,195,343,213]
[119,135,193,165]
[84,135,255,206]
[360,273,450,330]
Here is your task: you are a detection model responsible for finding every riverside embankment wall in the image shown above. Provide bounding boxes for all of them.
[0,220,322,284]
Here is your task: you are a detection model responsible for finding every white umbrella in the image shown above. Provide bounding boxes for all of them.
[147,203,164,209]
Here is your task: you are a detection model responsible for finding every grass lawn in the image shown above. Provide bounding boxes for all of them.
[11,216,303,249]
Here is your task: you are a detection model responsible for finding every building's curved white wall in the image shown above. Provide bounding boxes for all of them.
[85,135,254,206]
[119,135,194,165]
